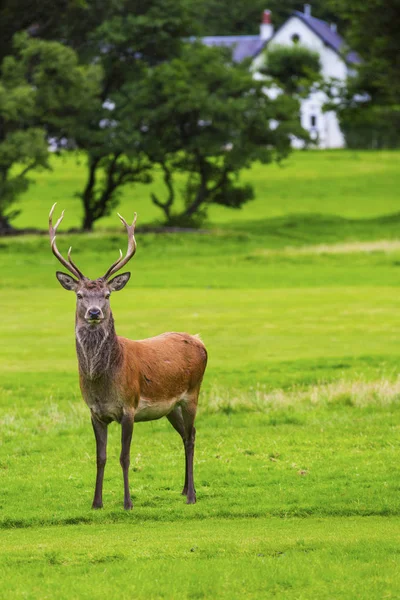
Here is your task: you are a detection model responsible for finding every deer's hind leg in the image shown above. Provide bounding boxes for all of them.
[167,393,198,504]
[167,406,189,496]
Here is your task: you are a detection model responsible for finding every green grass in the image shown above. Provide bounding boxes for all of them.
[2,150,400,598]
[13,149,400,232]
[2,518,400,599]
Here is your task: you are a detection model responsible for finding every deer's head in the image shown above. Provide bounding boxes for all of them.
[49,204,137,327]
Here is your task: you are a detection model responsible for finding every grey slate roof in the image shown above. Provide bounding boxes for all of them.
[201,35,268,63]
[292,11,359,64]
[201,12,359,65]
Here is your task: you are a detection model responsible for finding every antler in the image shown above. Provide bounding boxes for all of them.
[103,212,137,280]
[49,203,86,280]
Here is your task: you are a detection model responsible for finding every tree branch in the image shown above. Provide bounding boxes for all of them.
[208,166,229,195]
[81,155,100,229]
[16,161,38,179]
[182,150,208,218]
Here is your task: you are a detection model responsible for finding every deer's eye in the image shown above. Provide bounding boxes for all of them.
[105,293,111,300]
[77,293,83,299]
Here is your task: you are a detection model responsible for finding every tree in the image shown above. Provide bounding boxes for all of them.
[339,104,400,149]
[124,43,306,226]
[64,92,153,231]
[323,0,400,148]
[0,0,72,61]
[0,33,100,232]
[330,0,400,104]
[44,0,194,231]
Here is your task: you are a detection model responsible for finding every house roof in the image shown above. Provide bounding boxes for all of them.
[201,35,268,63]
[291,11,359,64]
[201,12,359,66]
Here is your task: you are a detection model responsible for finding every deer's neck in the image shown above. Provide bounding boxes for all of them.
[75,313,121,380]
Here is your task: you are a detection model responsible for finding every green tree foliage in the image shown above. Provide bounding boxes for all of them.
[183,0,343,36]
[324,0,400,148]
[46,0,193,230]
[331,0,400,104]
[0,0,72,61]
[260,44,321,96]
[339,105,400,149]
[0,34,100,231]
[0,0,342,46]
[0,0,322,229]
[125,43,306,226]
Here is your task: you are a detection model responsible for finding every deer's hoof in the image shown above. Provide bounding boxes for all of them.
[186,495,196,505]
[92,502,103,510]
[124,501,133,510]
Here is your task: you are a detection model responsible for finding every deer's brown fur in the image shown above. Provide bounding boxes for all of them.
[78,325,207,425]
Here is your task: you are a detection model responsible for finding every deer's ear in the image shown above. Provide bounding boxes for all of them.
[108,272,131,292]
[56,271,79,291]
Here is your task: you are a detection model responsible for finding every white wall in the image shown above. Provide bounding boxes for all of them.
[263,17,347,81]
[298,92,345,149]
[253,16,348,148]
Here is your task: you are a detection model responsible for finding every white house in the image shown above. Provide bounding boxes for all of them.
[202,5,358,149]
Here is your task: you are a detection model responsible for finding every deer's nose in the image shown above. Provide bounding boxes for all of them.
[88,308,101,318]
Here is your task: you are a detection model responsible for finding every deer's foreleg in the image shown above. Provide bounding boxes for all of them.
[120,410,134,510]
[91,416,108,509]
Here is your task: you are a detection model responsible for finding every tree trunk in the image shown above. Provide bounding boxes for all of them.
[182,184,207,219]
[180,154,208,220]
[81,156,100,231]
[150,162,174,223]
[0,214,14,235]
[82,211,95,231]
[151,192,172,221]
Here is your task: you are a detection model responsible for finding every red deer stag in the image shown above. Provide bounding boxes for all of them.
[49,204,207,509]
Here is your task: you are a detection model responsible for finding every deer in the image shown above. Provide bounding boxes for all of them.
[48,203,207,510]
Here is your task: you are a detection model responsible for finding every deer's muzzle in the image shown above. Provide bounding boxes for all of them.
[85,308,104,323]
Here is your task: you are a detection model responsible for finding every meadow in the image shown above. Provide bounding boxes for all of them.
[1,150,400,598]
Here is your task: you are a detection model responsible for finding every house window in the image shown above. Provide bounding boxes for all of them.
[310,115,317,127]
[291,33,300,43]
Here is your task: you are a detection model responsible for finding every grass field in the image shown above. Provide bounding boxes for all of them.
[1,150,400,598]
[13,149,400,231]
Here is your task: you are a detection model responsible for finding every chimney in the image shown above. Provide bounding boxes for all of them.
[304,4,311,17]
[330,22,337,32]
[260,9,274,40]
